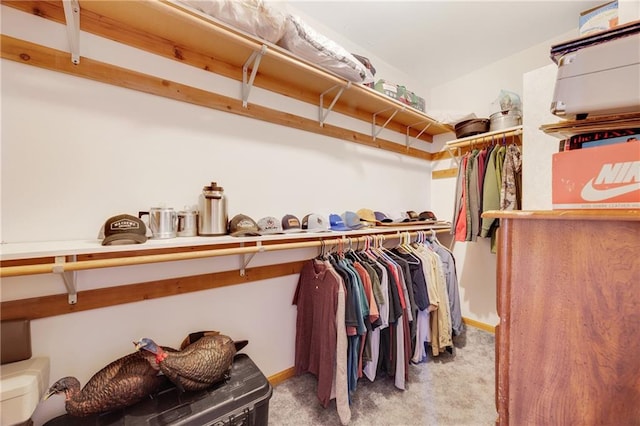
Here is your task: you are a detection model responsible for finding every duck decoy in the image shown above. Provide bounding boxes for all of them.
[43,349,171,417]
[135,331,248,392]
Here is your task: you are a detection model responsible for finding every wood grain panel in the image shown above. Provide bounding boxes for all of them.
[495,223,511,425]
[497,218,640,425]
[0,261,304,321]
[432,168,458,179]
[267,367,296,386]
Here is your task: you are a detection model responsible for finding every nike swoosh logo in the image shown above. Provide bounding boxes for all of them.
[581,180,640,201]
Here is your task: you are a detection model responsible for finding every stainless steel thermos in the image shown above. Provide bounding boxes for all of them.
[199,181,227,236]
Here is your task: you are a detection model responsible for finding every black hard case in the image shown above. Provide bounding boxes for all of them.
[44,354,272,426]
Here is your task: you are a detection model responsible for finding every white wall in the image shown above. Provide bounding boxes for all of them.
[0,6,434,424]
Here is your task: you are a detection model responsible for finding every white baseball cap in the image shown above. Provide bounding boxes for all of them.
[302,213,331,232]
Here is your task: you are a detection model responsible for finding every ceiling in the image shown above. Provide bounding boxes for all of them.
[289,1,604,88]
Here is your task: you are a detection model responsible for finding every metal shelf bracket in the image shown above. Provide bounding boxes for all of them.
[242,44,268,108]
[240,241,263,276]
[319,82,351,127]
[62,0,80,64]
[445,146,461,167]
[406,120,432,148]
[53,255,77,304]
[373,106,405,140]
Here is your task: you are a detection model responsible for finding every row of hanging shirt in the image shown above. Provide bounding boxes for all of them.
[451,136,522,251]
[293,232,463,425]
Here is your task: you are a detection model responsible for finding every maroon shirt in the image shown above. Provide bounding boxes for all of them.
[293,259,339,407]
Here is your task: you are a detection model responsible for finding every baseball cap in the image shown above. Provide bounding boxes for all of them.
[282,214,304,233]
[356,208,377,226]
[228,214,261,237]
[329,213,351,231]
[419,211,438,221]
[374,211,393,223]
[342,211,364,230]
[302,213,331,232]
[388,211,410,223]
[257,216,283,235]
[101,214,148,245]
[406,211,420,221]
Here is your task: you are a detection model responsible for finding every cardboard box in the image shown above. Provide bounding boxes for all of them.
[579,1,618,36]
[374,80,426,112]
[374,79,400,100]
[552,140,640,209]
[397,86,426,112]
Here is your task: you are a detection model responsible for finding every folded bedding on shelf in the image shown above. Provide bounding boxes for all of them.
[178,0,286,43]
[177,1,373,84]
[277,14,374,84]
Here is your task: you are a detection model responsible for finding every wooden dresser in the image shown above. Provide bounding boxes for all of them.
[485,210,640,425]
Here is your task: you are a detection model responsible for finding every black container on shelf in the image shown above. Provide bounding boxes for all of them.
[454,118,490,139]
[44,354,272,426]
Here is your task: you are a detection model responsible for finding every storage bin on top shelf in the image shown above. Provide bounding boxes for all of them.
[373,79,426,112]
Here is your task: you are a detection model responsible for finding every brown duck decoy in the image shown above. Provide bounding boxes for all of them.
[135,332,248,392]
[43,349,170,417]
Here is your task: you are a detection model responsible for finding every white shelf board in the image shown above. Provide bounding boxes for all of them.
[0,223,451,261]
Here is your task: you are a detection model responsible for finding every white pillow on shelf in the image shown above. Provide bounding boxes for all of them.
[178,0,286,44]
[277,14,374,84]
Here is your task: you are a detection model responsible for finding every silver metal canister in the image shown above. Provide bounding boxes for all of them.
[489,110,522,132]
[177,210,198,237]
[199,182,228,236]
[139,207,177,239]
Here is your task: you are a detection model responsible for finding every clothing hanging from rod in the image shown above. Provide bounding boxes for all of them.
[452,137,522,251]
[293,233,463,425]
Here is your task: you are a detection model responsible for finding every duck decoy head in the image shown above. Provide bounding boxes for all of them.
[134,338,159,354]
[43,376,80,401]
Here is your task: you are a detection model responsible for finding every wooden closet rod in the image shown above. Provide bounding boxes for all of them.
[0,229,450,278]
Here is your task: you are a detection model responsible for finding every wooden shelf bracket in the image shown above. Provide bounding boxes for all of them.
[62,0,80,64]
[319,82,351,127]
[53,255,78,304]
[373,106,405,140]
[406,120,432,148]
[242,44,268,107]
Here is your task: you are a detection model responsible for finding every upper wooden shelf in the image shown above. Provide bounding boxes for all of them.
[2,0,452,144]
[540,112,640,139]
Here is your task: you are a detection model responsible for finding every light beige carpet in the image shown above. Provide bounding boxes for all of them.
[269,325,495,426]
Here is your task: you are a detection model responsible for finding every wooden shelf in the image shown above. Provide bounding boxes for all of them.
[2,0,452,147]
[539,112,640,139]
[0,223,451,272]
[445,125,523,149]
[482,209,640,221]
[0,224,451,319]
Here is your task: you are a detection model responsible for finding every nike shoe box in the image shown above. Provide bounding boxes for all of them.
[552,140,640,209]
[550,21,640,119]
[43,353,272,426]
